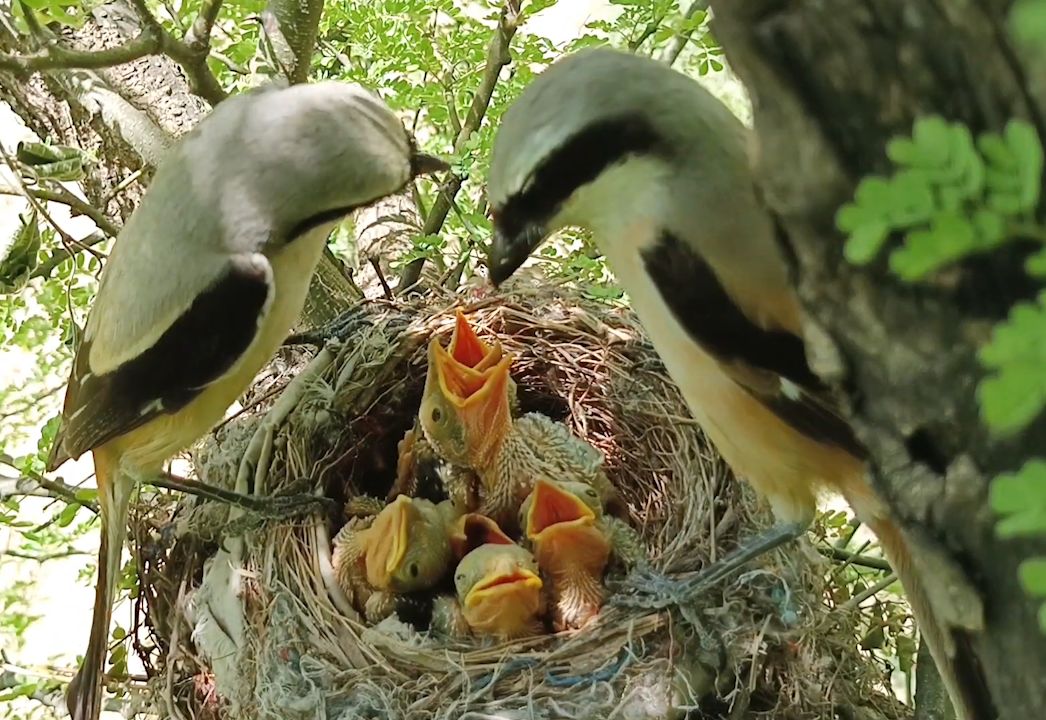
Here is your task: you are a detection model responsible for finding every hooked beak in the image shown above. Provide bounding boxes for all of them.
[410,151,451,177]
[488,223,548,287]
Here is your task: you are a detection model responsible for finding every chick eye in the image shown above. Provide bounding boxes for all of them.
[586,489,597,497]
[431,407,443,423]
[409,563,419,578]
[455,573,465,582]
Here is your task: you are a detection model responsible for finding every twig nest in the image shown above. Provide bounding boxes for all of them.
[142,282,909,720]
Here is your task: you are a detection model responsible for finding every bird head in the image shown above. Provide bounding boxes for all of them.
[450,512,514,560]
[362,494,453,593]
[454,543,544,638]
[521,478,610,578]
[181,81,449,247]
[486,47,749,285]
[419,339,515,469]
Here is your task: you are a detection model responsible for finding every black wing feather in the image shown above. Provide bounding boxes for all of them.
[47,255,271,469]
[641,231,867,460]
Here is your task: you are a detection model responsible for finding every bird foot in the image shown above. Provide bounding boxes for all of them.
[151,473,335,517]
[610,521,808,610]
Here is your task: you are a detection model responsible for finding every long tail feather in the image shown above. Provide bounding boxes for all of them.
[865,515,994,720]
[66,447,133,720]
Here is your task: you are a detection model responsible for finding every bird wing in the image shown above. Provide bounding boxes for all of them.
[640,230,867,460]
[47,252,274,469]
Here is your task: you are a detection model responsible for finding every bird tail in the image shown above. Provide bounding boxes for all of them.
[67,447,133,720]
[862,513,994,720]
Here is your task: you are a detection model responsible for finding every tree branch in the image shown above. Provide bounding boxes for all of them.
[260,0,325,84]
[27,231,106,279]
[0,184,121,237]
[0,471,98,513]
[128,0,226,105]
[397,0,522,291]
[0,30,161,73]
[2,548,91,561]
[819,545,893,572]
[660,0,709,67]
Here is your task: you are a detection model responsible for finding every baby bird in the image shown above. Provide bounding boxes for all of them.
[521,478,647,630]
[453,543,546,640]
[432,512,518,638]
[389,310,518,507]
[331,494,462,623]
[419,341,619,532]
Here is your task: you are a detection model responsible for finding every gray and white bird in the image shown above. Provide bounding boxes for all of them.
[486,47,989,720]
[46,81,447,720]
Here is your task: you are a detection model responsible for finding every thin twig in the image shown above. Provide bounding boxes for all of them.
[30,231,108,279]
[0,184,120,237]
[2,548,91,561]
[660,0,710,67]
[839,572,899,612]
[819,545,892,572]
[0,30,162,73]
[369,256,394,300]
[397,0,523,290]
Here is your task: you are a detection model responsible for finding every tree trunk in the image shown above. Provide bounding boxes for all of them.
[711,1,1046,717]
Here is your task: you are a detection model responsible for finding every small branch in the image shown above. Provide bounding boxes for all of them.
[839,572,900,612]
[0,184,121,237]
[0,30,161,73]
[368,256,394,300]
[0,471,98,514]
[628,13,667,52]
[129,0,227,105]
[183,0,224,53]
[30,231,108,279]
[261,0,326,85]
[398,0,523,290]
[660,0,710,67]
[2,548,91,561]
[819,545,893,572]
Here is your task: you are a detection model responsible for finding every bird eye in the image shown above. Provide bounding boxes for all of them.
[455,572,465,582]
[409,563,419,578]
[586,489,597,497]
[431,407,443,423]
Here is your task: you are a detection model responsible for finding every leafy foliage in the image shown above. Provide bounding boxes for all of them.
[838,111,1046,631]
[838,117,1042,280]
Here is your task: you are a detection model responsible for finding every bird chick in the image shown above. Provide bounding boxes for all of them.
[331,494,461,623]
[420,341,619,532]
[453,543,546,640]
[521,478,612,630]
[450,512,516,560]
[390,310,521,507]
[431,512,517,638]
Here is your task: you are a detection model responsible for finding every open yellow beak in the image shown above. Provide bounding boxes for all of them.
[364,495,412,589]
[451,513,514,560]
[448,309,502,371]
[525,478,597,540]
[464,565,543,610]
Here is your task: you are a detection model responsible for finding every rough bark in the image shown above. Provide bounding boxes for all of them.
[0,0,206,226]
[711,1,1046,717]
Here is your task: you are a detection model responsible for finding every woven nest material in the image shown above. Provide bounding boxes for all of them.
[136,280,911,720]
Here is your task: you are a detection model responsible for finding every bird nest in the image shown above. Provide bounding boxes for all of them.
[133,280,910,720]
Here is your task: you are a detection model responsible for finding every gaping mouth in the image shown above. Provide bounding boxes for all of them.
[451,513,514,560]
[431,340,513,409]
[525,478,596,539]
[448,309,500,370]
[465,568,543,608]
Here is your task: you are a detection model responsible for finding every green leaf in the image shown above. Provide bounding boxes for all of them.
[1010,0,1046,54]
[888,212,977,280]
[1019,557,1046,596]
[1005,120,1044,211]
[1026,246,1046,277]
[978,292,1046,434]
[843,220,890,265]
[57,503,79,528]
[0,211,42,293]
[990,459,1046,538]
